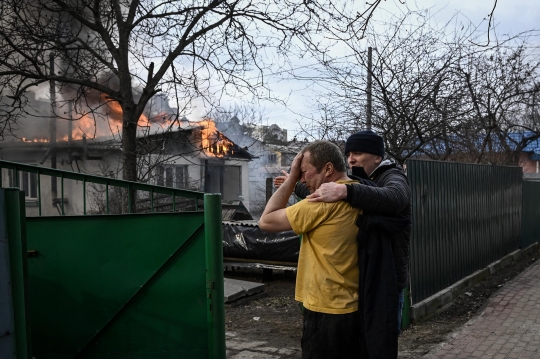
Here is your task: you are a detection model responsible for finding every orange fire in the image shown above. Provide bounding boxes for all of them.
[67,99,173,139]
[19,99,234,155]
[22,137,49,143]
[198,119,234,157]
[69,113,114,140]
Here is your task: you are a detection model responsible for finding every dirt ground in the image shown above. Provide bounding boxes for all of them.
[224,247,539,358]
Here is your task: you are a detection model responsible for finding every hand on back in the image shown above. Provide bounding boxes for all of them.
[306,182,347,203]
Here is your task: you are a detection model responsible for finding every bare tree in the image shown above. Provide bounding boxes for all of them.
[0,0,386,182]
[296,10,540,165]
[451,44,540,164]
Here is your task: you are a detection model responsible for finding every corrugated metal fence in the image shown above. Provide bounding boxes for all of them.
[522,181,540,248]
[407,159,523,303]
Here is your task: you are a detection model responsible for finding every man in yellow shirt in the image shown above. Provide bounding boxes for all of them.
[259,140,361,358]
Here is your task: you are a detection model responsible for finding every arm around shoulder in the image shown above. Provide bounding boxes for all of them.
[346,171,410,214]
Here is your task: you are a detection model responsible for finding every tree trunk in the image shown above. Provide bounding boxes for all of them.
[122,108,138,212]
[122,111,138,182]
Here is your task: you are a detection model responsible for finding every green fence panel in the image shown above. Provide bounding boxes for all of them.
[1,189,32,359]
[522,181,540,248]
[26,211,215,359]
[0,160,204,216]
[204,194,225,358]
[407,160,522,303]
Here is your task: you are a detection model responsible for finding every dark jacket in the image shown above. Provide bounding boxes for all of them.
[347,160,412,290]
[356,214,409,359]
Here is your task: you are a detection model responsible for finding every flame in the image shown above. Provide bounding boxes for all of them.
[104,96,144,131]
[22,137,49,143]
[67,114,109,140]
[198,119,235,157]
[18,96,211,146]
[67,98,168,140]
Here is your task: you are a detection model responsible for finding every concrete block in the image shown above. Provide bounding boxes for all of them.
[411,268,489,323]
[522,242,539,256]
[410,302,425,322]
[224,278,265,303]
[410,245,540,323]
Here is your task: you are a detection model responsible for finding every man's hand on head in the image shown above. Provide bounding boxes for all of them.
[289,153,303,182]
[274,152,302,189]
[306,182,347,203]
[260,165,300,232]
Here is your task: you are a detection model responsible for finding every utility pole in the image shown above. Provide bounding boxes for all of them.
[68,100,73,163]
[366,46,372,131]
[49,53,57,201]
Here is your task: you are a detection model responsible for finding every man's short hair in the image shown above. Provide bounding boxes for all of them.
[301,140,346,173]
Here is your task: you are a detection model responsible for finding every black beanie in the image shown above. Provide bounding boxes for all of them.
[344,130,385,158]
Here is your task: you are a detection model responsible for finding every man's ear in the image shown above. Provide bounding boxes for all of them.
[375,156,382,164]
[324,162,334,177]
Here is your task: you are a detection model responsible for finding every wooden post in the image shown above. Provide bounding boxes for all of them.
[366,46,372,130]
[266,178,273,203]
[264,177,274,281]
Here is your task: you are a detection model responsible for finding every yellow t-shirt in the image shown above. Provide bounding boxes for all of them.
[285,180,362,314]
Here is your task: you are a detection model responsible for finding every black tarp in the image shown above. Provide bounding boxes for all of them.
[222,225,300,264]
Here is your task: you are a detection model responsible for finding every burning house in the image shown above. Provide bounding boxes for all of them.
[0,97,254,216]
[215,117,305,218]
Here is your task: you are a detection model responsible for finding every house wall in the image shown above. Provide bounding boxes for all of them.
[215,120,307,218]
[246,143,273,217]
[519,152,539,174]
[238,142,297,218]
[0,156,107,217]
[223,158,250,208]
[215,122,270,217]
[1,139,251,216]
[163,145,250,204]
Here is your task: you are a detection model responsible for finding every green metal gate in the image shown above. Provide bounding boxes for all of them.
[1,160,225,359]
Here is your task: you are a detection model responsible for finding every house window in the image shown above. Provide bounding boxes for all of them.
[281,153,294,167]
[266,153,277,164]
[8,169,38,200]
[156,165,188,189]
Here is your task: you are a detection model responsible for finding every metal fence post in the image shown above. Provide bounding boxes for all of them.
[401,286,410,331]
[522,181,540,248]
[2,188,31,359]
[204,193,225,359]
[0,190,16,359]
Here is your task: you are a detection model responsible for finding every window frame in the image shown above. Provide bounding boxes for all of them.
[155,164,188,189]
[8,168,39,200]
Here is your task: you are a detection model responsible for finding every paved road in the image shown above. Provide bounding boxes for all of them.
[226,259,540,358]
[226,331,300,359]
[425,259,540,358]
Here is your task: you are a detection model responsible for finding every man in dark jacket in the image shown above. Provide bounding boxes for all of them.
[275,130,411,358]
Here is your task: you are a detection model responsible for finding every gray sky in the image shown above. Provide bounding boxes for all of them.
[26,1,539,142]
[244,0,540,140]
